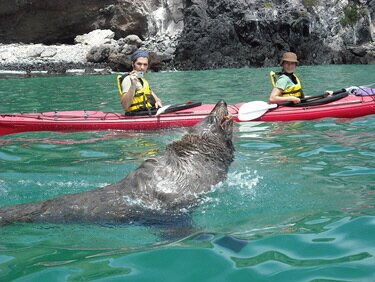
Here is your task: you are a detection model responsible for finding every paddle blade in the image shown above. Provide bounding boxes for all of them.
[155,104,171,116]
[238,101,277,121]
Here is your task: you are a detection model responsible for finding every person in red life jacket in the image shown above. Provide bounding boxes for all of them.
[269,52,304,105]
[120,50,162,113]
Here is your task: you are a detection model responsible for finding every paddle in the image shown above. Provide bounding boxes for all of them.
[301,88,347,102]
[155,104,172,116]
[155,102,202,116]
[282,87,353,107]
[238,101,278,121]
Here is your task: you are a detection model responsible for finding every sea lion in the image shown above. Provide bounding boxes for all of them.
[0,100,234,225]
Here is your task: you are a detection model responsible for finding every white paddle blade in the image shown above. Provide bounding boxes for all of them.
[238,101,277,121]
[155,104,171,116]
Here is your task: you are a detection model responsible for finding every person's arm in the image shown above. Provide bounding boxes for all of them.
[120,73,138,111]
[269,87,301,104]
[151,92,162,108]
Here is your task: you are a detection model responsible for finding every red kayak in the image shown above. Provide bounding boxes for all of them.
[1,90,374,136]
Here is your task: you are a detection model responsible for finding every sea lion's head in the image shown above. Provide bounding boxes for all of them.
[189,100,234,151]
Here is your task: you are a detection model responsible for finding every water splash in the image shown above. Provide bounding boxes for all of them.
[226,169,262,199]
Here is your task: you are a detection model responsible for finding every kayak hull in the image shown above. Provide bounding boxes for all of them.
[1,94,374,136]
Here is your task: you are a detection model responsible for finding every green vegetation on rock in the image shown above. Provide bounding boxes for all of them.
[340,4,360,27]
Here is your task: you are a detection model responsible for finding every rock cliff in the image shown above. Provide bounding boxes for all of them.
[0,0,145,44]
[0,0,374,72]
[174,0,375,69]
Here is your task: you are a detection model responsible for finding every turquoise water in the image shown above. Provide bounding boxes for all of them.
[0,65,375,281]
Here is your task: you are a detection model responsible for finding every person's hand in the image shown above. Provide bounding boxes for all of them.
[289,97,301,104]
[154,98,162,109]
[129,71,139,86]
[325,90,333,97]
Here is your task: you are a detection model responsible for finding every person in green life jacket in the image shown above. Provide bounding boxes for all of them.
[120,50,162,112]
[269,52,304,104]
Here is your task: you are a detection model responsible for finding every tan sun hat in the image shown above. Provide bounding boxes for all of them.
[280,52,298,65]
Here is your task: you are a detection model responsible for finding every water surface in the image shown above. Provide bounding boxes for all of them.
[1,65,375,281]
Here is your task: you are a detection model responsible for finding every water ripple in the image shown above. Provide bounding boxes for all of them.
[241,142,281,150]
[232,250,372,268]
[298,145,354,157]
[0,151,21,161]
[330,166,375,176]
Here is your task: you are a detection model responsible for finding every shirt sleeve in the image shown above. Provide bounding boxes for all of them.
[274,75,290,90]
[121,75,132,93]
